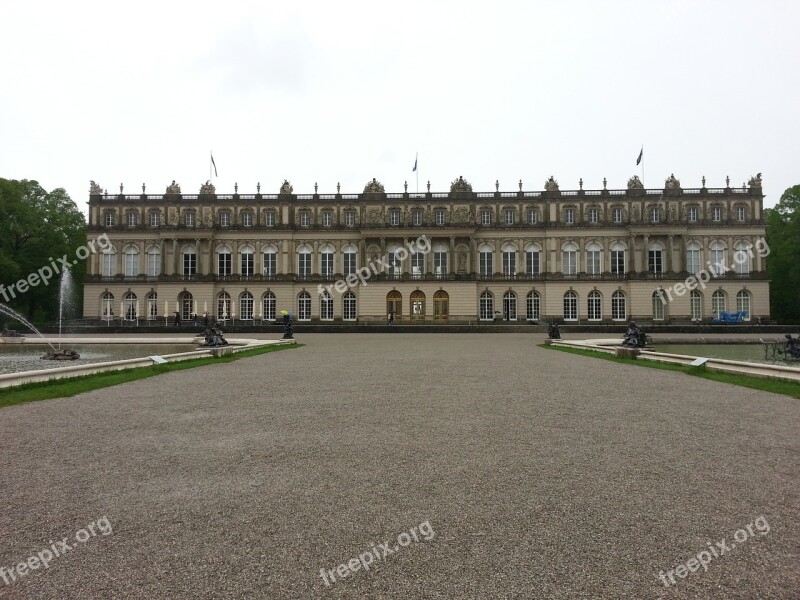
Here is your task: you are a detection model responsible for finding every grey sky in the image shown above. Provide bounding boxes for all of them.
[2,0,797,211]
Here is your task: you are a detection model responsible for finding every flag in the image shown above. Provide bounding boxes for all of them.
[211,152,218,177]
[412,154,417,172]
[636,147,643,166]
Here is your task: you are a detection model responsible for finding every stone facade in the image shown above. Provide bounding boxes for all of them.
[84,176,769,324]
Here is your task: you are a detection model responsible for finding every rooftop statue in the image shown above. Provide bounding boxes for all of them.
[279,180,293,194]
[200,180,215,194]
[166,180,181,194]
[544,176,559,192]
[89,180,103,195]
[364,178,385,193]
[748,173,763,189]
[664,174,681,190]
[450,176,473,193]
[627,175,644,189]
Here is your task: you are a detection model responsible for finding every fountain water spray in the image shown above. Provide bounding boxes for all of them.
[0,304,57,351]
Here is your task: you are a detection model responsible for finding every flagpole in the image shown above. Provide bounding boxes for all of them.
[640,145,644,186]
[415,152,418,193]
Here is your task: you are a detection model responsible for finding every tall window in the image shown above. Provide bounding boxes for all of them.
[435,209,445,225]
[690,290,703,321]
[611,291,626,321]
[220,212,230,227]
[709,241,726,272]
[123,247,139,277]
[242,212,253,227]
[736,206,746,221]
[504,209,515,225]
[586,243,602,275]
[127,212,138,227]
[262,292,276,321]
[412,209,423,226]
[650,207,660,223]
[587,291,602,321]
[736,290,751,320]
[345,211,356,227]
[299,212,310,227]
[263,245,277,278]
[101,249,116,277]
[502,244,516,277]
[562,243,577,276]
[343,245,357,276]
[297,245,312,278]
[298,292,311,321]
[712,206,722,222]
[479,291,494,321]
[734,241,750,274]
[217,292,231,321]
[410,290,425,319]
[433,290,449,320]
[481,209,491,225]
[240,292,254,320]
[652,291,665,321]
[320,291,333,320]
[322,211,333,227]
[711,290,727,316]
[411,247,424,278]
[184,211,195,227]
[182,246,196,276]
[610,243,626,275]
[528,208,538,224]
[240,246,254,277]
[433,244,447,277]
[149,212,160,227]
[390,209,400,226]
[146,247,161,277]
[612,207,622,223]
[101,292,114,318]
[563,291,578,321]
[105,212,115,226]
[265,211,276,226]
[180,292,193,321]
[565,208,574,224]
[526,291,540,321]
[123,292,137,320]
[146,292,158,320]
[343,292,357,321]
[388,245,402,278]
[502,291,517,320]
[686,241,701,274]
[479,244,493,277]
[217,246,232,276]
[588,207,598,223]
[525,244,541,277]
[688,207,698,223]
[320,245,334,278]
[648,244,663,275]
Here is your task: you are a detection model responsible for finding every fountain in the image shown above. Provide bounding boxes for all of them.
[43,266,80,360]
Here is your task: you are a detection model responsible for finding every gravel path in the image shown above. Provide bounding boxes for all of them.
[0,334,797,599]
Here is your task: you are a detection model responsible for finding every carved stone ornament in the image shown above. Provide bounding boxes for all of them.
[89,180,103,195]
[748,173,763,188]
[450,176,473,193]
[630,206,640,221]
[452,206,469,223]
[165,180,181,194]
[544,176,560,192]
[366,208,383,224]
[664,174,681,190]
[627,175,644,189]
[279,180,293,194]
[363,178,385,193]
[200,180,215,194]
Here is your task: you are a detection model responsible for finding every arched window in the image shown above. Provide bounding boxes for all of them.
[562,243,577,276]
[342,244,357,277]
[686,241,701,274]
[123,246,139,277]
[343,292,357,321]
[433,243,448,278]
[524,243,541,277]
[526,291,540,321]
[563,291,578,321]
[387,243,403,278]
[297,244,312,278]
[179,291,194,321]
[146,291,158,320]
[320,244,335,279]
[734,241,751,275]
[611,291,626,321]
[648,242,664,275]
[610,242,626,275]
[652,290,666,321]
[586,242,602,275]
[587,290,602,321]
[262,244,278,278]
[146,246,161,277]
[479,291,494,321]
[433,290,449,320]
[502,291,517,321]
[181,244,197,277]
[101,292,114,319]
[101,247,116,277]
[262,292,276,321]
[240,245,255,277]
[690,290,703,321]
[410,290,425,319]
[123,292,137,320]
[298,291,311,321]
[736,290,751,320]
[240,291,254,320]
[502,243,517,278]
[217,245,232,277]
[320,290,333,320]
[711,290,727,316]
[709,241,726,272]
[217,292,231,321]
[386,290,402,320]
[478,243,494,278]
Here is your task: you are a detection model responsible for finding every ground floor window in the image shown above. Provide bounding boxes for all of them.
[652,291,665,321]
[343,292,357,321]
[587,291,601,321]
[146,293,158,320]
[503,291,517,321]
[263,293,276,321]
[526,291,540,321]
[563,291,577,321]
[711,290,727,316]
[410,290,425,320]
[690,290,703,321]
[387,291,402,321]
[298,292,311,321]
[240,292,254,320]
[479,291,494,320]
[320,292,333,320]
[736,290,751,320]
[180,293,194,321]
[434,291,449,320]
[611,291,626,321]
[217,293,230,321]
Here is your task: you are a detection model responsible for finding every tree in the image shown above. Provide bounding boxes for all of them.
[0,179,86,323]
[765,185,800,324]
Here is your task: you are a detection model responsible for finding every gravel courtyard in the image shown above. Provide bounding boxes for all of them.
[0,333,797,599]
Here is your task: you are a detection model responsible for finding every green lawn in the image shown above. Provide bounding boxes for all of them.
[0,343,300,409]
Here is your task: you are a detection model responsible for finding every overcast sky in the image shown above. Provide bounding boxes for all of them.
[2,0,798,212]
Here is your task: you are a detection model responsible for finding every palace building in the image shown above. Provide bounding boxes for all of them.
[83,173,769,325]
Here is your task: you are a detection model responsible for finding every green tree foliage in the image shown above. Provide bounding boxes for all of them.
[765,185,800,324]
[0,179,86,323]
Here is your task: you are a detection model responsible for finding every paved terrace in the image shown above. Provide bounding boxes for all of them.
[0,334,797,599]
